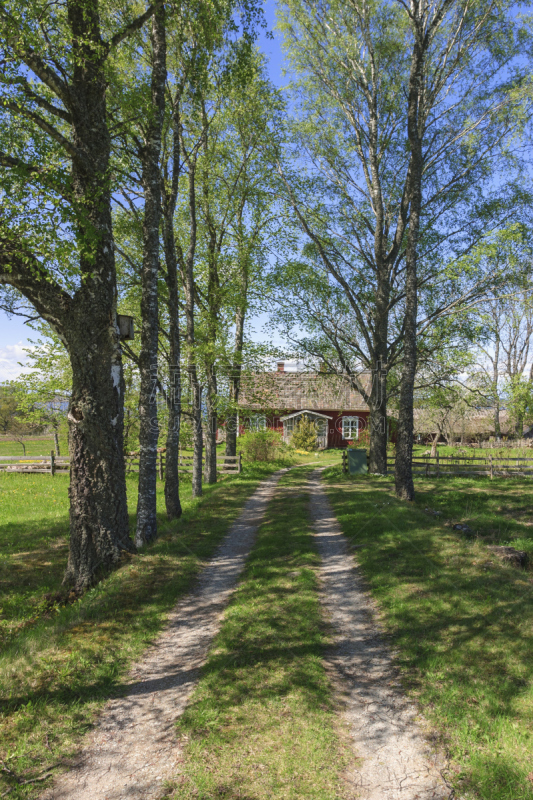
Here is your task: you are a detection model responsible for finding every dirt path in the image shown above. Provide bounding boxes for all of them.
[308,469,452,800]
[41,471,285,800]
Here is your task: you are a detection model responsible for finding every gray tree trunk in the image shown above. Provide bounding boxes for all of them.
[182,164,202,498]
[135,9,167,547]
[494,337,501,438]
[226,303,246,459]
[368,355,388,474]
[204,366,218,484]
[162,113,183,520]
[54,430,60,457]
[395,34,424,502]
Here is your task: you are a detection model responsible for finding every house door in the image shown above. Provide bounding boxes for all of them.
[315,418,328,449]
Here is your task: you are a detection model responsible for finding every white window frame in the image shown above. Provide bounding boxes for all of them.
[250,414,267,432]
[342,416,360,440]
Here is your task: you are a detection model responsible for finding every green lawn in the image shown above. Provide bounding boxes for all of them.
[0,435,69,458]
[0,462,289,799]
[323,467,533,800]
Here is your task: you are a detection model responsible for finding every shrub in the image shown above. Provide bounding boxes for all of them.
[356,427,370,449]
[239,429,282,462]
[291,416,318,452]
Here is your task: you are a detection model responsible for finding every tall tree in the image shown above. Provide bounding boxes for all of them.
[135,8,167,546]
[0,0,165,588]
[276,0,530,496]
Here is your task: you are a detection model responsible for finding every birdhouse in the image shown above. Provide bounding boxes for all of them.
[117,314,135,340]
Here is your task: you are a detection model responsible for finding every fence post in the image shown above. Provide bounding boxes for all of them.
[158,452,164,481]
[238,452,242,474]
[50,450,55,477]
[490,454,493,480]
[436,449,440,478]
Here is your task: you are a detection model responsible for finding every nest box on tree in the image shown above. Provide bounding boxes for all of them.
[117,314,135,340]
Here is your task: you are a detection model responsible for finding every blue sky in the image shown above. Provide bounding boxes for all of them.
[0,0,286,380]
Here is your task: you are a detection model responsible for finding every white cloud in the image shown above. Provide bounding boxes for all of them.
[0,342,33,382]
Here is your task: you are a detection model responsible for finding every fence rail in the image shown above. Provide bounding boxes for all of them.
[0,451,242,477]
[125,452,242,476]
[342,449,533,478]
[0,451,69,475]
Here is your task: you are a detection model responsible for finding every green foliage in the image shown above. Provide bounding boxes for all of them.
[239,429,282,461]
[504,375,533,434]
[8,326,70,437]
[0,385,18,435]
[290,415,318,451]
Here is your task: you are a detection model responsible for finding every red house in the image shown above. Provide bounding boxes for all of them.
[238,362,371,449]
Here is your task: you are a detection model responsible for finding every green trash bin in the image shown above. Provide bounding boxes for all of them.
[347,448,368,475]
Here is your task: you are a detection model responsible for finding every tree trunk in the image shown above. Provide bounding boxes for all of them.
[135,9,166,547]
[395,258,418,500]
[162,197,182,519]
[204,365,218,484]
[54,430,60,457]
[368,357,388,474]
[65,0,133,586]
[395,35,424,502]
[191,376,203,497]
[226,303,246,458]
[64,314,133,590]
[430,432,439,458]
[494,337,501,438]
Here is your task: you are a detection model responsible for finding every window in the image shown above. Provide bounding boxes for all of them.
[250,415,266,432]
[342,416,360,440]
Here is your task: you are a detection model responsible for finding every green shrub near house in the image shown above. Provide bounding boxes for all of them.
[239,429,283,462]
[290,415,319,452]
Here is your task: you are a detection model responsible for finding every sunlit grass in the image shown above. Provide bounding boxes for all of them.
[0,463,286,799]
[323,467,533,800]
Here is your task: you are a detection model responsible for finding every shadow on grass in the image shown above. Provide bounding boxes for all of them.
[323,470,533,800]
[175,470,349,799]
[0,463,285,799]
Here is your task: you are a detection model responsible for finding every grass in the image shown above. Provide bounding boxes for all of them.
[0,435,69,458]
[0,462,289,799]
[173,467,351,799]
[322,467,533,800]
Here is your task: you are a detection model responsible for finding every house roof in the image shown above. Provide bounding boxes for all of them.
[411,408,519,436]
[239,371,371,413]
[280,410,334,421]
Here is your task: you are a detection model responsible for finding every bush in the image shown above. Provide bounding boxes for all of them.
[291,416,318,452]
[239,429,282,462]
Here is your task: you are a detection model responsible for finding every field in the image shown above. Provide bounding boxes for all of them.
[0,435,69,458]
[2,450,533,799]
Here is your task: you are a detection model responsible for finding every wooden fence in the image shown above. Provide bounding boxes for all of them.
[393,452,533,478]
[342,449,533,478]
[0,452,69,475]
[125,452,242,477]
[0,451,242,477]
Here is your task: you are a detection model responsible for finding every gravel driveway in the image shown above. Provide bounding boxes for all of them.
[41,470,285,800]
[309,469,451,800]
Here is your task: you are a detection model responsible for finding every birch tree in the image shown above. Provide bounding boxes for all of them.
[277,0,530,497]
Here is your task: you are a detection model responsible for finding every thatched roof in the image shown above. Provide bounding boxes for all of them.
[239,371,370,413]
